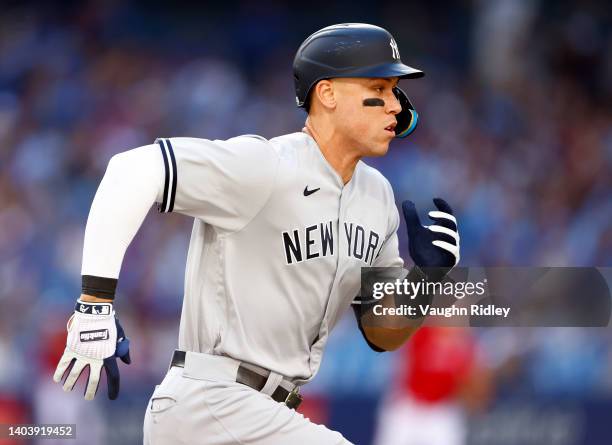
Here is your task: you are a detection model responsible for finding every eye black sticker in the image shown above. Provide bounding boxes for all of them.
[363,98,385,107]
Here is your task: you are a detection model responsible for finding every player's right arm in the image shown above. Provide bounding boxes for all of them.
[80,144,165,280]
[82,136,278,280]
[54,136,278,400]
[53,144,163,400]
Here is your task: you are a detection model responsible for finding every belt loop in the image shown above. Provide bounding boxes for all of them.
[260,371,283,396]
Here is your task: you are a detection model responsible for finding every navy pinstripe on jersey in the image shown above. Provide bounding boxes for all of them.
[157,138,177,213]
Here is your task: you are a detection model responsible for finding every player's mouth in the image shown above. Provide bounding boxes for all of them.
[384,122,397,134]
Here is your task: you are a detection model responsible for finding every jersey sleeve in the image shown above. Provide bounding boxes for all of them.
[156,136,278,232]
[372,182,404,268]
[81,135,278,280]
[351,178,403,310]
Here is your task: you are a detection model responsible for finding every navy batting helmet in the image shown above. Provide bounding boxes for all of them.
[293,23,424,138]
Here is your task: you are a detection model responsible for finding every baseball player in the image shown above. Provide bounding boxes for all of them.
[53,23,460,444]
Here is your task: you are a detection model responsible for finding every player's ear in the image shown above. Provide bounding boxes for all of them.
[313,80,336,110]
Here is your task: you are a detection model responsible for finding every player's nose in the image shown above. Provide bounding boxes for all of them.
[386,91,402,115]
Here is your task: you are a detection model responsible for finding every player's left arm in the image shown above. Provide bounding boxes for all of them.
[352,204,418,352]
[353,196,460,351]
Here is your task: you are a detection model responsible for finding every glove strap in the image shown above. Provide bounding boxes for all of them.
[74,300,113,316]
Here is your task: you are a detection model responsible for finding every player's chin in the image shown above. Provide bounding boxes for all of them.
[367,138,392,157]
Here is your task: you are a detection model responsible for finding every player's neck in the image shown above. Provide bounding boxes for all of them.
[303,118,360,185]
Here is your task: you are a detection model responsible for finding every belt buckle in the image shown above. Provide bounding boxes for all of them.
[284,387,303,410]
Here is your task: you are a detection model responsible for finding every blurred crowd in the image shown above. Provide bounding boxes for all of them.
[0,1,610,444]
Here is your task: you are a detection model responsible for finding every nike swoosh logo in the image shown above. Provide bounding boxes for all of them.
[303,186,320,196]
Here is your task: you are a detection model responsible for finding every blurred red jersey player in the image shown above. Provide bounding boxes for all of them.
[374,327,492,445]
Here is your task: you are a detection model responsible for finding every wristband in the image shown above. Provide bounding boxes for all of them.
[82,275,117,300]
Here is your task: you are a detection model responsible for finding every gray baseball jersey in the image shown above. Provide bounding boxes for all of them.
[155,131,403,381]
[81,131,403,383]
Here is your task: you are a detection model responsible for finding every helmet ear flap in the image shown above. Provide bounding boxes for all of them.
[393,87,419,138]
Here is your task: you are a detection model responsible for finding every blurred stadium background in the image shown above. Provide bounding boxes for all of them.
[0,0,610,444]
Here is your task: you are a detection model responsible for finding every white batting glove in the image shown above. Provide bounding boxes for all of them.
[53,300,131,400]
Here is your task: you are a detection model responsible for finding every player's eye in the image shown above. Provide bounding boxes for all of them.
[373,87,384,93]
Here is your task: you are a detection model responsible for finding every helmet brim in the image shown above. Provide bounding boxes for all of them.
[296,63,424,108]
[335,62,424,80]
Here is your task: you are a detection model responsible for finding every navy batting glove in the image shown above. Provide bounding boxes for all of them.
[402,198,460,278]
[104,318,131,400]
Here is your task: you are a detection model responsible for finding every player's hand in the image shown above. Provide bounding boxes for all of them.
[53,300,131,400]
[402,198,460,277]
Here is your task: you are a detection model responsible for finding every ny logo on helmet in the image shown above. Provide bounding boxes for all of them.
[390,38,400,60]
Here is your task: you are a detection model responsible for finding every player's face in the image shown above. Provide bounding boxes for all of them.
[332,77,402,156]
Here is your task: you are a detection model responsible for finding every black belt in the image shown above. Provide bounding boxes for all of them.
[170,350,302,410]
